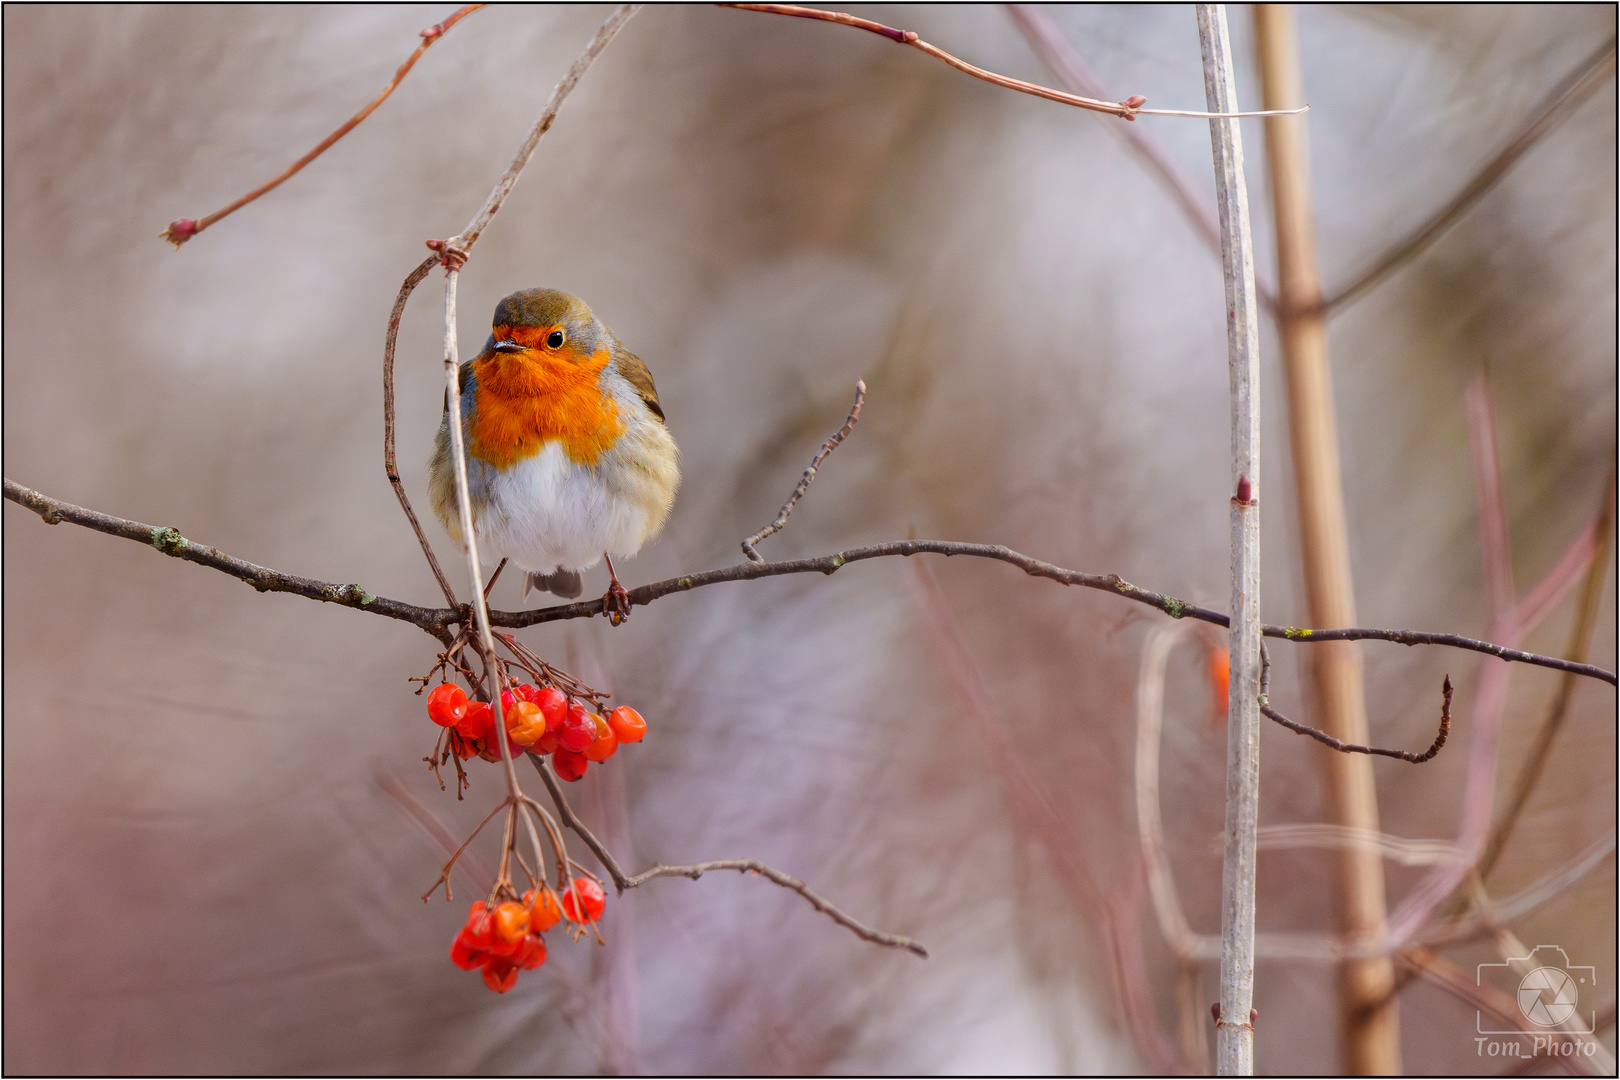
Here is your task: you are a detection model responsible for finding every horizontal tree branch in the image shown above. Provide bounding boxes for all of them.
[3,477,451,643]
[7,477,1614,686]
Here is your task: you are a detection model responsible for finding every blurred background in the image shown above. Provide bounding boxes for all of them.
[3,4,1613,1073]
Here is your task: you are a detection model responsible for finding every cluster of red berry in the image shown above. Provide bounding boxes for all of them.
[425,682,646,781]
[451,877,607,993]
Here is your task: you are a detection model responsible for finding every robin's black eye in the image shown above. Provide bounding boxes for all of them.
[547,330,565,349]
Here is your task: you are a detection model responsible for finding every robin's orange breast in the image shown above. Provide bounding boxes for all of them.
[469,344,624,469]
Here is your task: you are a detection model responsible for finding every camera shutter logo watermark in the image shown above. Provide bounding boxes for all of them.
[1518,965,1581,1027]
[1475,945,1603,1063]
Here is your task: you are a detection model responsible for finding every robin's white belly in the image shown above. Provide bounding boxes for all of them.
[473,442,650,573]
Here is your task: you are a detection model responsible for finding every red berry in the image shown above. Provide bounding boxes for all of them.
[427,684,469,727]
[561,877,606,923]
[450,930,482,971]
[462,902,493,950]
[607,706,646,744]
[584,713,618,762]
[553,749,588,782]
[500,689,516,713]
[559,704,596,753]
[535,728,561,755]
[457,700,494,739]
[481,959,518,993]
[513,683,539,704]
[515,933,548,971]
[535,687,568,731]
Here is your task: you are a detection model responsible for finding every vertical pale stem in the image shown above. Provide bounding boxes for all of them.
[442,268,522,799]
[1198,5,1262,1075]
[1253,7,1401,1073]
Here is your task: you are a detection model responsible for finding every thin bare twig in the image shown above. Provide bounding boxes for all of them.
[723,3,1307,121]
[9,478,1615,685]
[1261,676,1452,764]
[531,756,925,956]
[448,5,640,257]
[161,5,485,247]
[1320,37,1618,314]
[384,255,459,608]
[627,860,927,956]
[741,380,865,562]
[532,755,631,889]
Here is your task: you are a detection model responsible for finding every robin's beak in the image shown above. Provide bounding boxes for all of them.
[492,341,526,354]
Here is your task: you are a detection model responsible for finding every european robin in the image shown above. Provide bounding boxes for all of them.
[428,289,679,621]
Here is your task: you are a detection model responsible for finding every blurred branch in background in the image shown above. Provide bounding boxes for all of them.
[1480,477,1616,880]
[1320,36,1618,315]
[1384,377,1612,950]
[1254,7,1399,1067]
[1006,4,1279,312]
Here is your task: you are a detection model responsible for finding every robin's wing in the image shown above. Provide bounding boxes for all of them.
[614,346,666,424]
[440,356,479,416]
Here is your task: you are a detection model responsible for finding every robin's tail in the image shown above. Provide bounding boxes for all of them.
[523,568,584,600]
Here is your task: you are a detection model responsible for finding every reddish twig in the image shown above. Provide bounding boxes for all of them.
[161,5,486,247]
[8,477,1615,686]
[722,3,1306,121]
[384,255,460,608]
[741,380,865,561]
[1480,476,1616,879]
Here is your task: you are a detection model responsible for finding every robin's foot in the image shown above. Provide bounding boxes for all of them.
[602,582,631,626]
[602,553,630,626]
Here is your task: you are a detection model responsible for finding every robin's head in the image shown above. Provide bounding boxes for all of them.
[485,288,607,364]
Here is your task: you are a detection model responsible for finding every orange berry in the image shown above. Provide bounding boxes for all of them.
[492,900,530,944]
[505,700,547,746]
[607,706,646,744]
[561,877,606,924]
[585,714,618,762]
[526,888,563,932]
